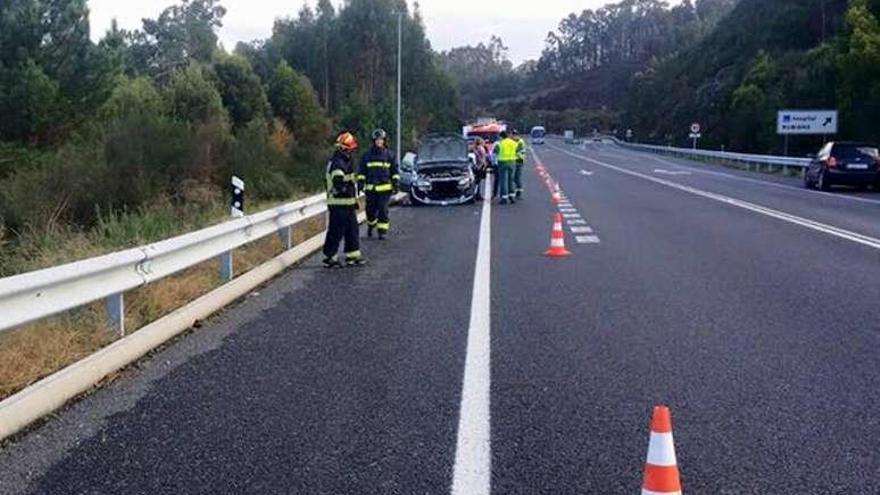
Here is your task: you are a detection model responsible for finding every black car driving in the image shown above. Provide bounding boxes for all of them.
[804,141,880,191]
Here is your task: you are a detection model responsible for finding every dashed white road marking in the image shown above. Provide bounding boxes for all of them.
[532,148,603,247]
[654,169,691,176]
[451,176,492,495]
[552,145,880,252]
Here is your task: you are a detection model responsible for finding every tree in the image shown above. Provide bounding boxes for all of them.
[837,0,880,143]
[0,0,117,145]
[210,54,270,131]
[128,0,227,81]
[166,64,225,124]
[269,61,330,146]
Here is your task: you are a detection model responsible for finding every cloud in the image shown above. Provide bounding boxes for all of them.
[87,0,657,64]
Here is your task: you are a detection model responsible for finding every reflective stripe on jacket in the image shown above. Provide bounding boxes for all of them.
[359,146,400,193]
[326,150,358,206]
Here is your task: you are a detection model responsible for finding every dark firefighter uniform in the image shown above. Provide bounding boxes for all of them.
[322,132,365,268]
[358,139,400,239]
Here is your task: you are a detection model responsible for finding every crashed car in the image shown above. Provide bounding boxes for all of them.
[410,133,477,206]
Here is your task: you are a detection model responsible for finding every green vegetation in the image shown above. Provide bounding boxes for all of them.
[0,0,459,276]
[444,0,880,156]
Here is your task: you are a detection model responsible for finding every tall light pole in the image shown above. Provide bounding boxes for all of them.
[396,12,402,162]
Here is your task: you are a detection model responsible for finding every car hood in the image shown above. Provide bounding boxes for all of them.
[416,160,470,171]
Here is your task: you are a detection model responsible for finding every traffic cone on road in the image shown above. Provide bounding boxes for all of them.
[642,406,683,495]
[544,213,571,257]
[551,183,562,204]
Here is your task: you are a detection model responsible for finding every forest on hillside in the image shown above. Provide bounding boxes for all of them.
[441,0,880,155]
[0,0,459,275]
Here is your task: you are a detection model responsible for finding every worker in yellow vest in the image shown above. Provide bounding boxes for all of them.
[512,129,527,199]
[493,131,519,204]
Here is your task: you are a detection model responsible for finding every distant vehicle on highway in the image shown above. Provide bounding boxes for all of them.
[564,130,575,143]
[530,126,546,145]
[410,133,478,206]
[804,142,880,191]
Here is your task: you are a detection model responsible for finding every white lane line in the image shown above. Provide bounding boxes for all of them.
[580,170,594,176]
[562,213,581,219]
[576,235,601,244]
[451,175,492,495]
[552,145,880,251]
[611,147,880,207]
[568,219,588,225]
[654,169,691,176]
[558,203,574,208]
[559,208,578,213]
[570,226,594,234]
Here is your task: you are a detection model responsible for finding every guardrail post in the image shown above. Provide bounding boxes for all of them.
[220,251,234,282]
[105,293,125,336]
[279,226,293,250]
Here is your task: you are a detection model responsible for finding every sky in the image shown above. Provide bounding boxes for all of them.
[86,0,629,65]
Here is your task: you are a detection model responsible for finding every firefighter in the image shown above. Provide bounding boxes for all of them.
[322,131,366,268]
[493,131,519,204]
[358,129,400,240]
[513,129,527,199]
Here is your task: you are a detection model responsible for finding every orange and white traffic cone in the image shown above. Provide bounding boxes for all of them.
[551,184,562,204]
[544,213,571,257]
[642,406,682,495]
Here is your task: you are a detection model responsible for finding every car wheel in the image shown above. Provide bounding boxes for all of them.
[408,192,423,206]
[818,171,832,191]
[803,172,815,189]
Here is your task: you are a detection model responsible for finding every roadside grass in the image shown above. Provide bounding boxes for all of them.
[0,194,326,401]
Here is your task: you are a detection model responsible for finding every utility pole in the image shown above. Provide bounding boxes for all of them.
[396,12,403,163]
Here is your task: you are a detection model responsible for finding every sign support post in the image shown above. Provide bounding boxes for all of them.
[689,122,701,150]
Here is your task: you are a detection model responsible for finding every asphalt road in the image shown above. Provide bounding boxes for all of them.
[2,138,879,494]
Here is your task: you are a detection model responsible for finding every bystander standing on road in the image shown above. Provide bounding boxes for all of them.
[472,137,489,201]
[513,129,527,199]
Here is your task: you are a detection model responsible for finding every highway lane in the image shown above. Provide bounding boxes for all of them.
[497,143,880,493]
[1,140,879,494]
[573,139,880,240]
[0,205,482,495]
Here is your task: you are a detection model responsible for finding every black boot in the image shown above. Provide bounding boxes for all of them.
[322,257,343,269]
[367,224,374,238]
[346,257,368,267]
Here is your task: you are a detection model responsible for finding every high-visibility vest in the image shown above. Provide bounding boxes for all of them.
[516,138,527,162]
[497,138,519,164]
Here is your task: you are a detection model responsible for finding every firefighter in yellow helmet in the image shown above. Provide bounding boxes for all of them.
[322,131,367,268]
[357,129,400,239]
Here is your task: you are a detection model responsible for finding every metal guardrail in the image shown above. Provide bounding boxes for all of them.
[0,192,331,336]
[612,139,811,169]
